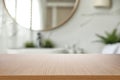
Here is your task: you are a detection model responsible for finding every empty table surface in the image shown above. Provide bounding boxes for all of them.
[0,54,120,80]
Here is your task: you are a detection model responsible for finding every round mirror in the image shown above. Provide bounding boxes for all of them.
[3,0,79,31]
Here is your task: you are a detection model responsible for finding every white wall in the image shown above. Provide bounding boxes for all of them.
[0,0,8,53]
[1,0,120,53]
[42,0,120,53]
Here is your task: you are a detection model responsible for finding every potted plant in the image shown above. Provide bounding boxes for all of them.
[96,28,120,53]
[41,39,55,48]
[24,41,36,48]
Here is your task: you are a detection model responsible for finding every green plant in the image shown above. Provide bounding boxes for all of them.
[41,39,54,48]
[24,41,36,48]
[96,28,120,44]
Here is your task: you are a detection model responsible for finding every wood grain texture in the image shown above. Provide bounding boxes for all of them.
[0,76,120,80]
[0,54,120,80]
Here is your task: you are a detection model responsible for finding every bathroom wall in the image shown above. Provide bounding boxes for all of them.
[0,0,120,53]
[0,0,8,53]
[42,0,120,53]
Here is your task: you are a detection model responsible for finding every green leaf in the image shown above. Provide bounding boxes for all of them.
[41,39,55,48]
[95,28,120,44]
[96,34,107,41]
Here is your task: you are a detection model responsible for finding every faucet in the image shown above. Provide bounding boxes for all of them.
[64,43,85,54]
[37,32,42,48]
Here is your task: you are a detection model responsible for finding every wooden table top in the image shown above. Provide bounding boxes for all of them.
[0,54,120,76]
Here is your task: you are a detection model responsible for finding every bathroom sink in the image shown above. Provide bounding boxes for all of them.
[7,48,65,54]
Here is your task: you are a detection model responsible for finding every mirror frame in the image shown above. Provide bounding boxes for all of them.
[3,0,80,31]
